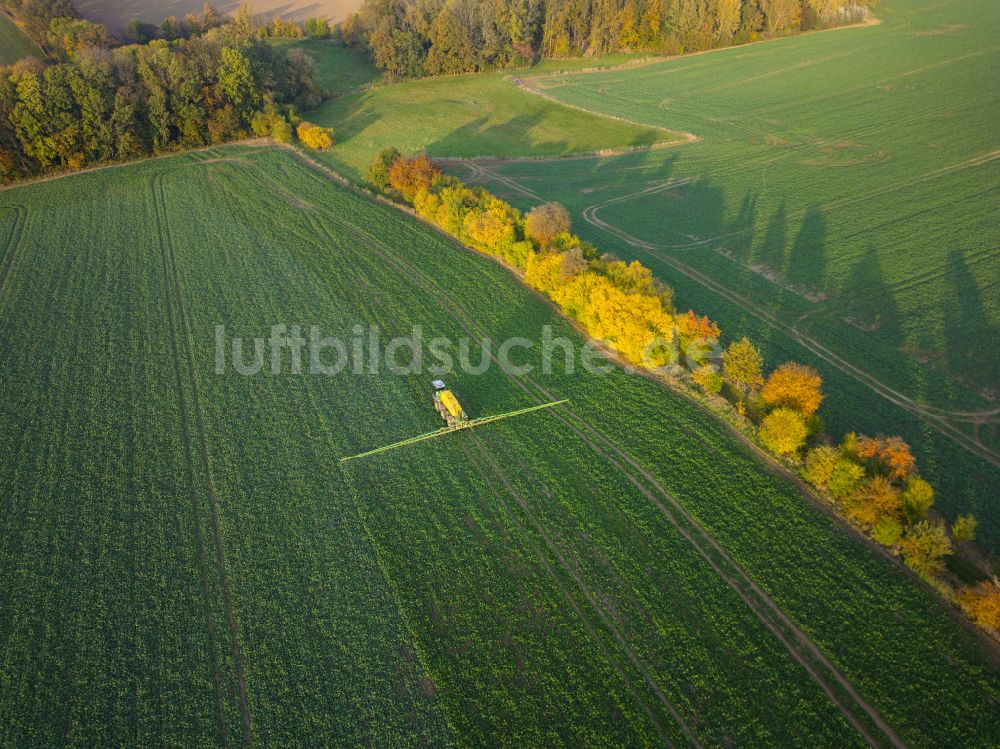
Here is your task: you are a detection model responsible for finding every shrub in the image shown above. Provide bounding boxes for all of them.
[872,516,903,547]
[845,476,900,528]
[692,365,723,394]
[899,521,952,579]
[952,514,978,543]
[828,458,865,499]
[899,476,934,523]
[297,121,334,150]
[958,580,1000,633]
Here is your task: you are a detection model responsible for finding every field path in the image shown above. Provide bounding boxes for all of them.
[267,147,909,749]
[153,173,254,746]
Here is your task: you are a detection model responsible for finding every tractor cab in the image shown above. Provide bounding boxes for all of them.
[432,380,468,426]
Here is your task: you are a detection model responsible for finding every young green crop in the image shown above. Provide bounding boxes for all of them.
[0,145,997,747]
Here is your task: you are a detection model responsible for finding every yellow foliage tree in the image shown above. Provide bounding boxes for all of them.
[462,197,519,255]
[759,408,808,456]
[296,121,334,150]
[958,580,1000,634]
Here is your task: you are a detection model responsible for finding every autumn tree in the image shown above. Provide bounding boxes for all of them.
[856,435,916,481]
[952,514,978,543]
[899,476,934,523]
[871,516,903,547]
[674,309,720,365]
[958,580,1000,633]
[802,445,839,489]
[828,457,865,499]
[692,364,723,394]
[388,153,441,201]
[525,202,570,247]
[762,362,823,417]
[722,337,764,397]
[845,476,900,528]
[297,121,334,150]
[367,146,401,190]
[759,407,808,456]
[899,521,952,578]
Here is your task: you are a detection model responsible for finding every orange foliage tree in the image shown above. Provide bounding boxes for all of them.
[845,476,901,528]
[389,154,441,201]
[761,362,823,417]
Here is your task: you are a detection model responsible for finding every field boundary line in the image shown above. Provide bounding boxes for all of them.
[150,178,230,747]
[264,149,906,747]
[154,172,254,746]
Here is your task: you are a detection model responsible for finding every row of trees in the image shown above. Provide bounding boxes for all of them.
[0,5,324,179]
[369,148,1000,641]
[352,0,873,77]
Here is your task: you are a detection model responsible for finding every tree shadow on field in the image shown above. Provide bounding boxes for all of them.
[312,94,381,148]
[725,190,758,262]
[752,201,788,273]
[785,205,826,291]
[427,111,563,159]
[942,249,1000,403]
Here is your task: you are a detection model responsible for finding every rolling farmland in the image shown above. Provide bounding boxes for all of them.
[447,0,1000,548]
[309,66,682,181]
[1,145,998,746]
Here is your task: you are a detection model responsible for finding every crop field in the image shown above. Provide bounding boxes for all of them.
[308,67,682,182]
[0,12,41,65]
[281,39,379,99]
[443,0,1000,548]
[1,145,998,746]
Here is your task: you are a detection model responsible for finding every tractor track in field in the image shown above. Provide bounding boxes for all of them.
[153,173,254,747]
[0,205,27,301]
[260,149,907,749]
[151,177,230,747]
[236,158,694,742]
[464,435,696,748]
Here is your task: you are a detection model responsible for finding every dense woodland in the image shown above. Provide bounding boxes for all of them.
[347,0,873,77]
[0,2,322,179]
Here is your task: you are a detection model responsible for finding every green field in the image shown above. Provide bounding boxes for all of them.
[1,145,998,746]
[433,0,1000,549]
[0,13,41,66]
[278,39,379,99]
[308,65,682,181]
